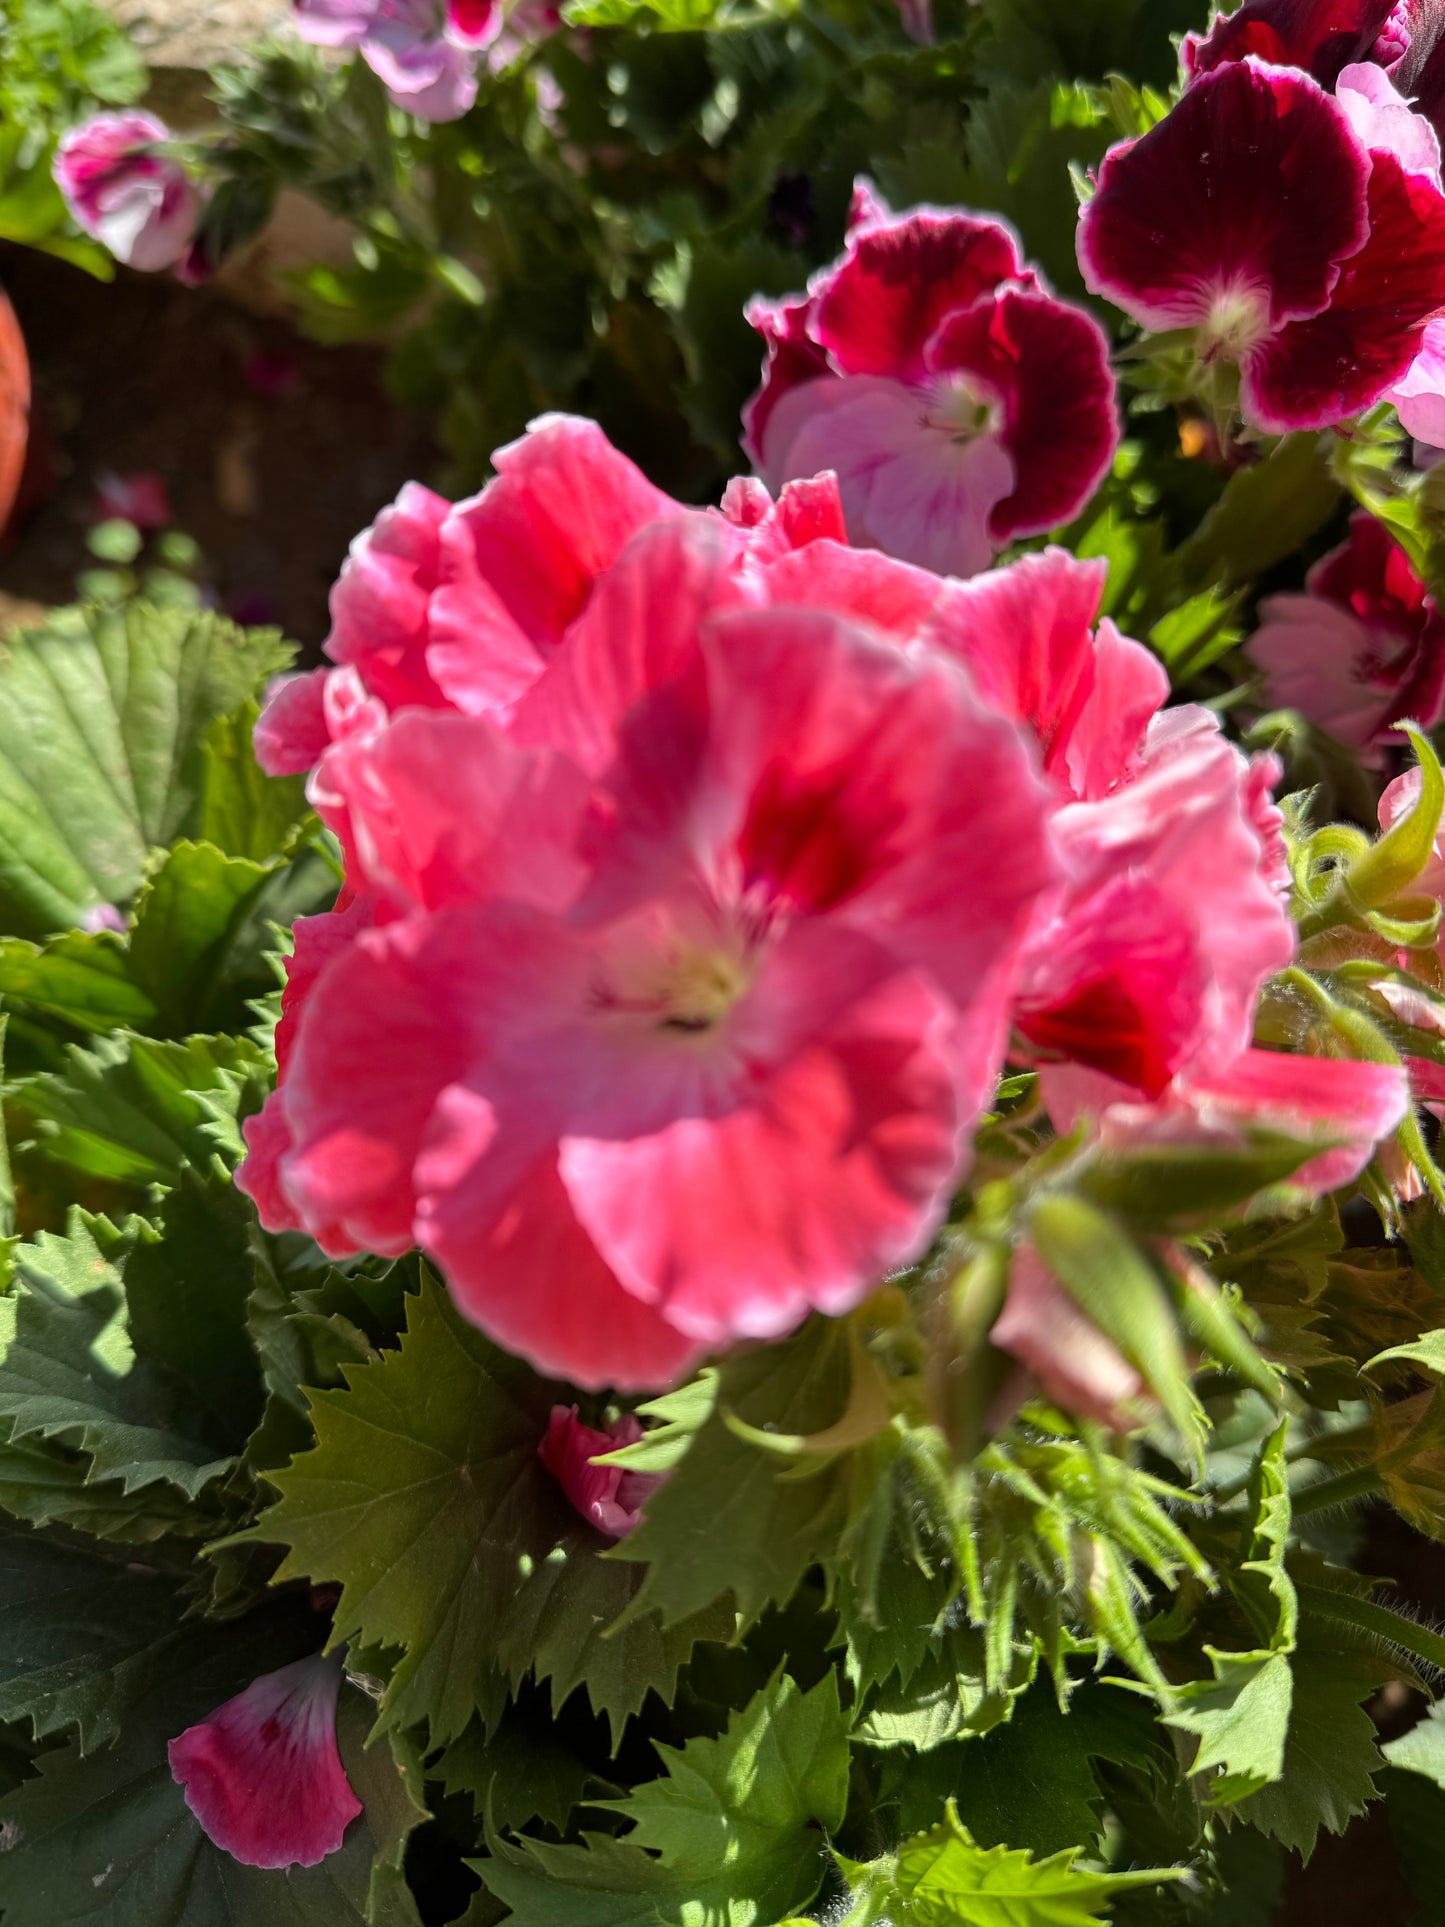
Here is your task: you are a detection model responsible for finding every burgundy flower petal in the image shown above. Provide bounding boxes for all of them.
[168,1656,361,1871]
[925,285,1118,541]
[1077,59,1372,334]
[810,207,1025,383]
[1245,147,1445,428]
[1182,0,1396,84]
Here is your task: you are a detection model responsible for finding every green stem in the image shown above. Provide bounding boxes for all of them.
[1290,1466,1386,1515]
[1297,1582,1445,1676]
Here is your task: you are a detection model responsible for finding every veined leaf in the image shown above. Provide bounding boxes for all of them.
[838,1800,1183,1924]
[252,1274,732,1748]
[478,1673,849,1927]
[0,603,290,938]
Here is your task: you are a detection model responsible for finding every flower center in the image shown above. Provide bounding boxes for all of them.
[925,373,1001,444]
[657,946,750,1033]
[1199,284,1271,362]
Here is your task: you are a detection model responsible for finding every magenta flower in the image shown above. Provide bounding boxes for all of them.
[538,1405,662,1536]
[743,181,1119,577]
[168,1655,361,1870]
[291,0,500,120]
[1077,57,1445,432]
[53,112,200,272]
[237,503,1059,1389]
[1249,510,1445,758]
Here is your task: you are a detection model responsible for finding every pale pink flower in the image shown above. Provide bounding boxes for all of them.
[238,512,1059,1390]
[291,0,501,120]
[168,1655,360,1870]
[1250,511,1445,760]
[53,112,199,272]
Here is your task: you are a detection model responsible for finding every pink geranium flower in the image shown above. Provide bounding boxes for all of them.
[53,112,200,272]
[538,1405,662,1537]
[238,512,1059,1391]
[1077,58,1445,433]
[743,181,1119,577]
[253,415,849,779]
[292,0,501,120]
[1249,510,1445,758]
[168,1655,361,1869]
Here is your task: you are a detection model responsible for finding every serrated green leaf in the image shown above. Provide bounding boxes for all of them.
[1166,1424,1296,1804]
[0,1518,190,1748]
[0,1214,236,1500]
[854,1626,1038,1751]
[195,700,312,861]
[253,1274,732,1747]
[434,1703,614,1834]
[478,1672,849,1927]
[843,1801,1183,1924]
[613,1317,853,1627]
[1235,1629,1390,1860]
[0,928,158,1031]
[880,1677,1157,1857]
[0,603,291,938]
[1366,1331,1445,1378]
[1172,432,1340,594]
[0,1602,419,1927]
[0,1433,206,1542]
[12,1029,268,1185]
[126,840,279,1036]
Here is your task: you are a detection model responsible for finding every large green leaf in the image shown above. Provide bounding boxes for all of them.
[125,840,281,1036]
[478,1672,849,1926]
[0,1214,237,1500]
[0,603,290,938]
[195,701,312,863]
[12,1030,268,1186]
[0,1518,191,1749]
[253,1274,733,1747]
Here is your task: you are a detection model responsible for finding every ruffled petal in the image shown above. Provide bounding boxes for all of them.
[925,286,1119,540]
[811,204,1024,382]
[168,1656,360,1871]
[537,1406,657,1536]
[253,668,332,777]
[1337,60,1442,177]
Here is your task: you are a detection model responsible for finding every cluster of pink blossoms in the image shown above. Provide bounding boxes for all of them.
[1078,21,1445,434]
[237,394,1407,1397]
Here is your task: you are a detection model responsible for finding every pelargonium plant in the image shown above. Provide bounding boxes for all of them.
[23,0,1445,1921]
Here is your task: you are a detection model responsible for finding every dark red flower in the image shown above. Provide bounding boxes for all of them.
[1077,58,1445,431]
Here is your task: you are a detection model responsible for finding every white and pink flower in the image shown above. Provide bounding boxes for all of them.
[53,112,200,273]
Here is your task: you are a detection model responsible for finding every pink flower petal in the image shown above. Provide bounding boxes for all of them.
[1183,0,1398,83]
[325,480,453,713]
[1387,315,1445,442]
[560,964,964,1343]
[1336,60,1442,177]
[168,1656,360,1871]
[254,669,332,777]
